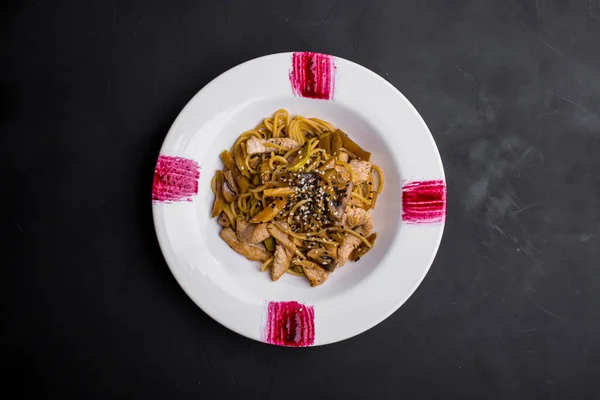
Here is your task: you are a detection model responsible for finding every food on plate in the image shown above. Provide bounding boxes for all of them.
[211,109,384,286]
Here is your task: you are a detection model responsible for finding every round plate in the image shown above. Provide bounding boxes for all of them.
[152,52,446,346]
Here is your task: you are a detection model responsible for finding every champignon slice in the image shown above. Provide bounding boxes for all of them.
[217,212,230,227]
[323,243,338,259]
[223,168,238,195]
[271,244,293,281]
[329,182,354,220]
[222,180,237,203]
[307,248,337,272]
[236,216,271,244]
[293,259,329,287]
[349,160,372,184]
[246,137,301,155]
[219,228,270,261]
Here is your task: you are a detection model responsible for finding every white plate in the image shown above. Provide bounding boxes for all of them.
[152,52,446,346]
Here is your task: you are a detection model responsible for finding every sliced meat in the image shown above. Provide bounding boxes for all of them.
[337,234,362,267]
[236,216,270,244]
[293,259,329,286]
[339,151,349,162]
[266,223,305,259]
[361,217,373,234]
[321,157,336,170]
[349,160,372,184]
[348,195,372,209]
[334,164,351,182]
[219,228,270,261]
[344,207,372,230]
[271,244,293,281]
[246,137,301,155]
[249,223,270,243]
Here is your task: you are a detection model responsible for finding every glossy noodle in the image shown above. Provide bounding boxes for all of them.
[212,109,383,287]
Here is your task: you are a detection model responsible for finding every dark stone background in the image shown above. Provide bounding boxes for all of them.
[2,0,599,398]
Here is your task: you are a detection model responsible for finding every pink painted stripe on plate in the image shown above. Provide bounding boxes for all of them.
[264,301,315,347]
[402,180,447,224]
[289,52,336,100]
[152,155,200,203]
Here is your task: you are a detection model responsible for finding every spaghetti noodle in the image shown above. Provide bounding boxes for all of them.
[212,109,383,287]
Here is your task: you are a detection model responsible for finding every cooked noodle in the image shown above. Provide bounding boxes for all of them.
[211,109,383,287]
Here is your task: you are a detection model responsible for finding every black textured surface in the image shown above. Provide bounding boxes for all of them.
[2,0,600,398]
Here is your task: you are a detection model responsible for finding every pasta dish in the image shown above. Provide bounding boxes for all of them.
[211,109,383,286]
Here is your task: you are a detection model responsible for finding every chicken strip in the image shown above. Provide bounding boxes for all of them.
[219,228,270,261]
[266,223,305,259]
[320,157,336,170]
[271,244,293,281]
[349,160,372,184]
[246,137,301,155]
[344,207,373,232]
[334,165,351,183]
[337,233,363,267]
[293,259,329,287]
[236,216,270,244]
